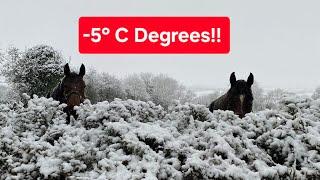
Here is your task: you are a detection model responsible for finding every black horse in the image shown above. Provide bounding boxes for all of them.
[209,72,254,118]
[48,63,86,123]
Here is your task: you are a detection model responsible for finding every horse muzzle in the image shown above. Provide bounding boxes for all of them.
[65,92,84,108]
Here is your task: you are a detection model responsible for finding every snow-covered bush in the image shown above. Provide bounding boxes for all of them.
[123,74,151,102]
[0,84,20,104]
[0,45,64,97]
[252,82,265,111]
[264,89,294,110]
[123,73,196,109]
[1,95,319,179]
[312,86,320,100]
[85,71,195,109]
[148,74,195,109]
[85,69,126,103]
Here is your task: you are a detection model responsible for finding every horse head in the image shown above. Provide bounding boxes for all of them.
[60,63,86,111]
[227,72,254,118]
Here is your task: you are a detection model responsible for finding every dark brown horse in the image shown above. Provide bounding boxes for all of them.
[209,72,254,118]
[48,63,86,123]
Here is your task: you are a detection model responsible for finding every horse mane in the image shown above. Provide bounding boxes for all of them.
[49,81,65,103]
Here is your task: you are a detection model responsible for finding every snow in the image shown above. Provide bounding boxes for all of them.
[0,95,320,179]
[37,157,62,178]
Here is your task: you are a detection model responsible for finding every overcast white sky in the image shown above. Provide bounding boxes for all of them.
[1,0,320,91]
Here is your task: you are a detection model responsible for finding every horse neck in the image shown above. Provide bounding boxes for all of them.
[214,93,229,110]
[52,82,65,103]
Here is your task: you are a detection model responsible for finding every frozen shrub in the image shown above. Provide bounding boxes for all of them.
[124,73,196,109]
[312,86,320,100]
[0,95,320,179]
[123,74,151,102]
[85,70,126,103]
[0,45,64,97]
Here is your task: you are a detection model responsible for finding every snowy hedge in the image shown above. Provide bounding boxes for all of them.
[0,95,320,179]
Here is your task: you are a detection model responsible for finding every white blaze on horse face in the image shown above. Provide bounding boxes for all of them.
[239,95,245,111]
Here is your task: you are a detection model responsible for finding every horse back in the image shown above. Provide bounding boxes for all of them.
[209,94,228,112]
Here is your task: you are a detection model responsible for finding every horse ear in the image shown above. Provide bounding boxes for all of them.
[79,64,85,76]
[247,73,254,86]
[64,63,70,76]
[230,72,236,86]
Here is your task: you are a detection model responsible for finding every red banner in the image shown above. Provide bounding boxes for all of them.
[79,17,230,54]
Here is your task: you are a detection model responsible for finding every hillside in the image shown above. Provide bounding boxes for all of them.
[0,95,320,179]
